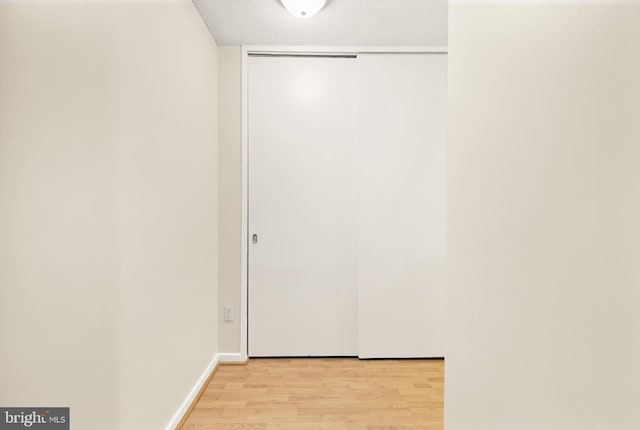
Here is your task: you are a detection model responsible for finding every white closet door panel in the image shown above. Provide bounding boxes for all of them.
[248,56,358,357]
[357,54,447,358]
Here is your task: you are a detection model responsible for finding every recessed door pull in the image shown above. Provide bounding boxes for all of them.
[252,234,258,244]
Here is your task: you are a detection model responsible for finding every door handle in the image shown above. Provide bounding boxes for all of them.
[252,234,258,244]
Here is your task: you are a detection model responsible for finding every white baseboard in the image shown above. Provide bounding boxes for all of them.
[165,353,219,430]
[218,352,245,363]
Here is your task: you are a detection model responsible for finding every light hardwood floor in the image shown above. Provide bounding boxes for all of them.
[183,358,444,430]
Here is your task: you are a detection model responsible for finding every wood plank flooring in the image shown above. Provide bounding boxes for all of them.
[183,358,444,430]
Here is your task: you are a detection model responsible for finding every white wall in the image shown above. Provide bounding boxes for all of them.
[217,47,243,354]
[114,3,219,429]
[0,4,119,428]
[0,2,219,429]
[446,2,640,429]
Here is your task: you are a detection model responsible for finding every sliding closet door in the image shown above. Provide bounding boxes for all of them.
[248,55,358,357]
[357,54,447,358]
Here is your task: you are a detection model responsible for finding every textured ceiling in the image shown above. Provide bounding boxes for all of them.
[192,0,448,47]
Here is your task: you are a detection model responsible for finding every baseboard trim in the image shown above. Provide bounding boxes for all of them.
[166,353,220,430]
[218,352,247,364]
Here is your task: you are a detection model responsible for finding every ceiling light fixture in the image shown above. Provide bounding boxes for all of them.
[281,0,327,18]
